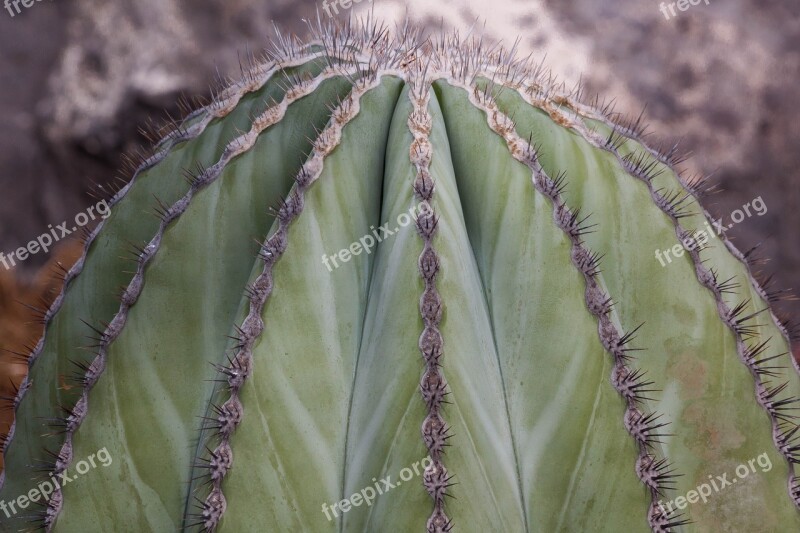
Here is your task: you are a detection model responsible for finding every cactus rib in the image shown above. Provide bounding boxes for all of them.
[407,74,456,532]
[567,100,800,510]
[40,63,365,530]
[456,80,684,530]
[0,44,347,490]
[186,70,388,531]
[505,75,800,511]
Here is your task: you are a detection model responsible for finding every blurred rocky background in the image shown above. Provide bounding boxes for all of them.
[1,0,798,363]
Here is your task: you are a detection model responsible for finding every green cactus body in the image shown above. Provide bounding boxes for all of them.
[0,20,798,532]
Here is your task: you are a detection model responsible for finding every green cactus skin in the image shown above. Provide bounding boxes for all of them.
[1,19,798,533]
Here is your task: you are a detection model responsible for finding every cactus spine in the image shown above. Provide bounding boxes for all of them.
[0,18,798,533]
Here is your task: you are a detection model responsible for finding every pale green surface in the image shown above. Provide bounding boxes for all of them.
[588,116,800,419]
[342,84,527,532]
[489,86,800,531]
[436,80,651,532]
[218,77,403,532]
[408,85,527,532]
[0,59,332,523]
[338,83,434,532]
[585,115,800,527]
[54,76,354,532]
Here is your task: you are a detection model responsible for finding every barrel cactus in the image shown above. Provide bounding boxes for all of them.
[1,18,798,533]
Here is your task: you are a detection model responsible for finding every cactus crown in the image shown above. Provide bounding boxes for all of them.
[1,16,798,533]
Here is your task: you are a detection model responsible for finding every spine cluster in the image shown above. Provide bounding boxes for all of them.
[459,81,687,531]
[0,48,338,488]
[408,74,454,533]
[190,71,383,531]
[515,80,800,514]
[40,62,364,531]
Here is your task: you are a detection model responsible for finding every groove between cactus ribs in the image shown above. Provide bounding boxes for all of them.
[2,18,412,528]
[0,46,361,490]
[505,72,800,382]
[502,80,800,511]
[31,63,366,531]
[186,71,388,532]
[456,80,688,531]
[429,46,533,533]
[406,72,455,533]
[150,48,338,154]
[575,102,800,373]
[0,27,401,482]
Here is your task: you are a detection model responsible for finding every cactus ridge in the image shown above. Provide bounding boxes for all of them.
[12,60,369,529]
[186,70,386,531]
[75,64,387,530]
[457,80,687,530]
[586,107,800,508]
[407,73,456,533]
[1,16,799,532]
[586,101,800,342]
[496,74,800,512]
[567,95,800,504]
[0,43,350,480]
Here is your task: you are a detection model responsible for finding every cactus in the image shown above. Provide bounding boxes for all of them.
[1,18,799,532]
